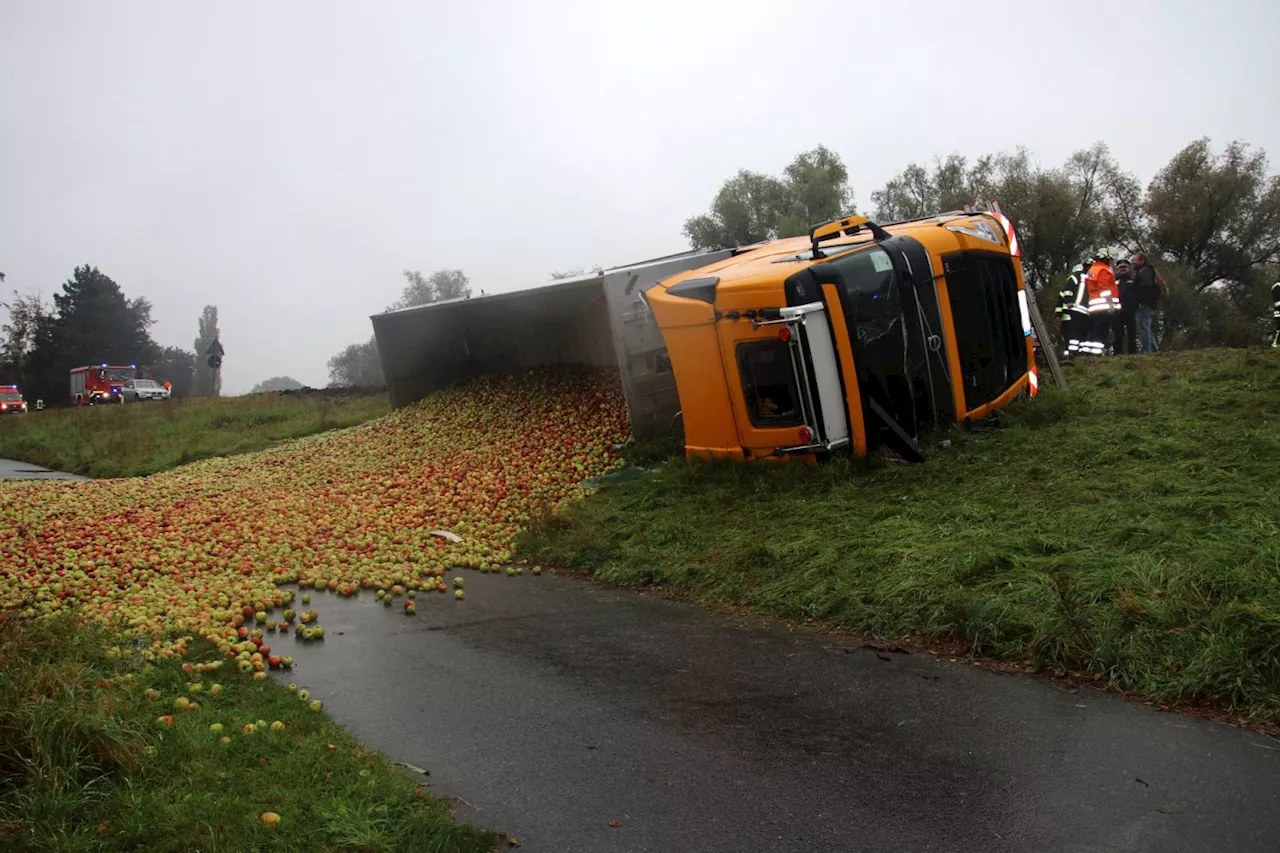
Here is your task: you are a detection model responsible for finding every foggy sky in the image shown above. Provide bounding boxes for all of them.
[3,0,1278,394]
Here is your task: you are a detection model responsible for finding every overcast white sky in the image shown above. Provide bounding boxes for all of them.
[3,0,1278,393]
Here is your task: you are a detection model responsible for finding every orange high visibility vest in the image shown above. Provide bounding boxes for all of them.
[1085,261,1120,314]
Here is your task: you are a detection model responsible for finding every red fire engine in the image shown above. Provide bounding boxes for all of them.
[70,364,143,406]
[0,384,28,415]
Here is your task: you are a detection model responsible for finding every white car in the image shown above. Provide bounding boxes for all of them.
[122,379,171,402]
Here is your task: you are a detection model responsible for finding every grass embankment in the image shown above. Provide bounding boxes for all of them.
[520,349,1280,723]
[0,392,389,479]
[0,618,497,853]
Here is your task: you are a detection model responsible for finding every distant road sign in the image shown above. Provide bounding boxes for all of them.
[206,339,225,357]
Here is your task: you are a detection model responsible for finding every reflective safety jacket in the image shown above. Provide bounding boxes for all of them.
[1084,260,1120,314]
[1272,281,1279,347]
[1058,271,1087,318]
[1059,268,1090,315]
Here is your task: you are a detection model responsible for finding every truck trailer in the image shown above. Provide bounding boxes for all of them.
[371,206,1035,463]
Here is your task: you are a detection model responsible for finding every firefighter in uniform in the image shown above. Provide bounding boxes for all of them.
[1057,264,1088,359]
[1272,281,1279,348]
[1082,249,1119,355]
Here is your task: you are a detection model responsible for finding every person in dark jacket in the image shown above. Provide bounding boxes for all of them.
[1111,258,1137,354]
[1132,252,1162,353]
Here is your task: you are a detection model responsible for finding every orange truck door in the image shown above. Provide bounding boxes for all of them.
[715,302,849,458]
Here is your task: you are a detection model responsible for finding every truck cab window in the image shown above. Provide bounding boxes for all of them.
[737,340,803,427]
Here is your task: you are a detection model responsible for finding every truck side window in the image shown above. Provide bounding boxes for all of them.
[737,340,803,427]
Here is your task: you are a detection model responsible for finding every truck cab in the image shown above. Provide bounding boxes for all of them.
[645,209,1036,462]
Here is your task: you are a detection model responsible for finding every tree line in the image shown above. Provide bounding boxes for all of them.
[0,266,224,404]
[684,138,1280,348]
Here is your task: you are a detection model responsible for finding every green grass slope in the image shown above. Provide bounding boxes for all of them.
[0,392,389,479]
[520,350,1280,723]
[0,618,497,853]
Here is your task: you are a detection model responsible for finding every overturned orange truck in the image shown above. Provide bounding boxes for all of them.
[645,210,1037,462]
[370,207,1036,464]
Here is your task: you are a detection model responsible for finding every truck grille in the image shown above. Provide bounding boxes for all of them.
[940,251,1026,411]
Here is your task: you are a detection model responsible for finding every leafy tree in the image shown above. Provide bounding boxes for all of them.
[776,146,854,239]
[392,269,471,310]
[326,337,385,388]
[871,154,996,221]
[1145,139,1280,291]
[1157,264,1271,349]
[23,267,159,403]
[869,144,1139,291]
[151,346,195,397]
[250,375,304,393]
[192,305,220,397]
[0,290,50,383]
[683,169,787,250]
[683,146,853,250]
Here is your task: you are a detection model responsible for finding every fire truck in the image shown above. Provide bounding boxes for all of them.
[0,384,28,415]
[69,364,143,406]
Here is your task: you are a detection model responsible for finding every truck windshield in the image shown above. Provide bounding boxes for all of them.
[103,369,135,381]
[838,248,900,343]
[0,391,21,402]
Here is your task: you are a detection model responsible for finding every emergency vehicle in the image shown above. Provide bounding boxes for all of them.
[70,364,141,406]
[0,384,28,415]
[645,207,1036,462]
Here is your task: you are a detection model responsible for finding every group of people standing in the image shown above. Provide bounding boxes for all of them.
[1054,249,1165,358]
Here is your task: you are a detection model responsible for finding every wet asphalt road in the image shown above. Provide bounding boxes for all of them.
[0,458,90,480]
[273,572,1280,853]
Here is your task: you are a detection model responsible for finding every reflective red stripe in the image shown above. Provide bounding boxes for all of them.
[990,211,1020,257]
[1028,368,1039,397]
